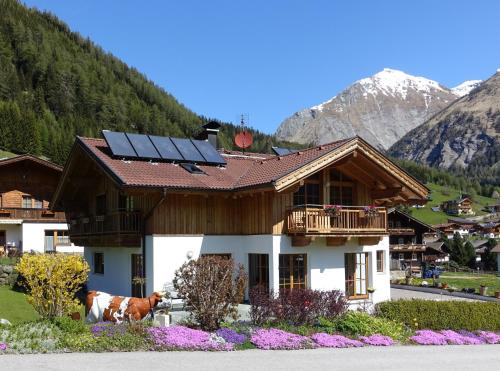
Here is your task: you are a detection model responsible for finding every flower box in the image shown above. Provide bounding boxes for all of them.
[323,205,342,217]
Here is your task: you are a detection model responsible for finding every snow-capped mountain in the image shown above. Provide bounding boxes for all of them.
[451,80,482,97]
[275,68,462,150]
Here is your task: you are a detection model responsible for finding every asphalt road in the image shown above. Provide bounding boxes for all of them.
[391,287,478,301]
[1,345,499,371]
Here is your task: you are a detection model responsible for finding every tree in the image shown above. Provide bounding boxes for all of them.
[173,256,247,331]
[446,233,476,268]
[482,239,498,271]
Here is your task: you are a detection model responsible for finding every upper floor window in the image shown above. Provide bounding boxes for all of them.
[118,195,134,212]
[33,199,43,209]
[95,194,106,216]
[293,183,320,206]
[330,170,354,205]
[22,196,32,208]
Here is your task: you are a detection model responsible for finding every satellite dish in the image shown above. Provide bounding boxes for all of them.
[234,131,253,149]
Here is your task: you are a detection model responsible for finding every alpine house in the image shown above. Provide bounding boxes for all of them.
[52,123,429,303]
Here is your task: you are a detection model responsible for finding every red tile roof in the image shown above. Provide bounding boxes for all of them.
[78,137,350,191]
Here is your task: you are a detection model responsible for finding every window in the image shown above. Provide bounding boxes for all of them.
[180,163,205,174]
[95,194,106,216]
[398,237,404,245]
[249,254,269,291]
[345,253,369,298]
[376,250,384,272]
[22,196,32,208]
[330,170,354,205]
[398,253,404,261]
[279,254,307,290]
[94,253,104,274]
[118,195,134,211]
[293,183,320,206]
[411,253,418,261]
[33,199,43,209]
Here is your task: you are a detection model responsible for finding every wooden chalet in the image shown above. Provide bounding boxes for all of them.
[52,127,428,301]
[441,196,474,216]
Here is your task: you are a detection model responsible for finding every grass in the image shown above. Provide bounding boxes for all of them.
[0,286,39,324]
[0,257,18,265]
[411,183,498,225]
[0,149,16,159]
[439,271,500,296]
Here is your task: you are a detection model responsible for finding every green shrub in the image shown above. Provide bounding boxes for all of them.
[52,316,88,335]
[319,312,410,341]
[375,300,500,331]
[0,320,61,353]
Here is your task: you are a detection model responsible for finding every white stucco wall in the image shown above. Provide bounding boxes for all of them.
[84,246,142,297]
[145,234,390,305]
[21,222,83,253]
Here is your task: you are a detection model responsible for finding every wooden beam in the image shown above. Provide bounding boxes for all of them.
[371,187,404,199]
[358,237,381,245]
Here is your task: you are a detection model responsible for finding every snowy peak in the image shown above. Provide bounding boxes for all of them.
[451,80,482,97]
[356,68,446,99]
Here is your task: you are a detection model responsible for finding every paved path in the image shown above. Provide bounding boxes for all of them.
[1,345,499,371]
[391,287,477,301]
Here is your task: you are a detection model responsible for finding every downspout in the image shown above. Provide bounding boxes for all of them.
[141,187,167,294]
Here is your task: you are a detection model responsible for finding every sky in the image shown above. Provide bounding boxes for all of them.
[22,0,500,134]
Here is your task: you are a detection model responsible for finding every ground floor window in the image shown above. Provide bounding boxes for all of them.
[376,250,384,272]
[279,254,307,290]
[248,253,269,291]
[345,252,369,298]
[94,252,104,274]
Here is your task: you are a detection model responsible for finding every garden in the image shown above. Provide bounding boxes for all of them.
[0,254,499,354]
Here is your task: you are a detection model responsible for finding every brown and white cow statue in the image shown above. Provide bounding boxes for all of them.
[85,291,169,323]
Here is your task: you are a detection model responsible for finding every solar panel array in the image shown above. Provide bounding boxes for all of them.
[102,130,226,165]
[272,147,296,156]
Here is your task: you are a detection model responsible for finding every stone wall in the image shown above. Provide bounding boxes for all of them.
[0,265,17,286]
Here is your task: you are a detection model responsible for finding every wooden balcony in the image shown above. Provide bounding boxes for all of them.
[69,211,142,247]
[0,208,66,222]
[388,227,415,235]
[389,244,426,252]
[287,205,387,236]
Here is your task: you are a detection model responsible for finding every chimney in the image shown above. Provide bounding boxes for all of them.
[200,121,221,149]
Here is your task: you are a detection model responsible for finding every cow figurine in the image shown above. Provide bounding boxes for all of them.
[85,291,169,323]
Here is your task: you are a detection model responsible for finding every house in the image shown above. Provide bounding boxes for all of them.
[492,245,500,272]
[387,208,446,272]
[477,222,500,239]
[0,155,81,254]
[441,196,474,216]
[51,127,429,304]
[433,222,471,239]
[484,204,500,214]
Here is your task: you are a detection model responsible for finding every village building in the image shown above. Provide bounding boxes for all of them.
[441,196,474,216]
[433,222,472,239]
[388,208,446,272]
[477,222,500,239]
[52,127,429,304]
[0,155,81,255]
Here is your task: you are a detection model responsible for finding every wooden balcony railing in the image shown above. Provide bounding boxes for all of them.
[0,208,66,222]
[287,205,387,236]
[69,211,142,237]
[387,227,415,235]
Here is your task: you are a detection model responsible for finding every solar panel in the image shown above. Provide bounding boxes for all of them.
[170,138,205,163]
[125,133,160,159]
[192,140,226,165]
[102,131,137,158]
[148,135,184,161]
[272,147,293,156]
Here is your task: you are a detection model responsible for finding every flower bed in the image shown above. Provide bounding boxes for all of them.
[250,328,312,350]
[148,326,233,351]
[310,333,363,348]
[411,330,500,345]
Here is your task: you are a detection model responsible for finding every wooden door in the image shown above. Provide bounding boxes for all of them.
[131,254,144,297]
[249,254,269,291]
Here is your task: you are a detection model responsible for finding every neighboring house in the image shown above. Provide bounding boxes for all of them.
[433,223,471,239]
[441,196,474,216]
[477,222,500,239]
[52,127,428,304]
[484,204,500,214]
[492,245,500,272]
[388,208,446,272]
[0,155,81,254]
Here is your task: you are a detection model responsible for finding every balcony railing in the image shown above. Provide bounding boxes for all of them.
[0,208,66,222]
[387,227,415,235]
[69,211,142,237]
[287,205,387,236]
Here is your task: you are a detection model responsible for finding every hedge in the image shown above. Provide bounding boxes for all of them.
[375,300,500,331]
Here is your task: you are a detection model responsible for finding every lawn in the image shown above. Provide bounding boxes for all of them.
[0,286,39,324]
[439,271,500,296]
[411,183,498,225]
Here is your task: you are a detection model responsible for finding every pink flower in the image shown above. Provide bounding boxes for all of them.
[359,334,394,346]
[148,326,233,351]
[0,343,6,351]
[311,333,363,348]
[251,329,311,350]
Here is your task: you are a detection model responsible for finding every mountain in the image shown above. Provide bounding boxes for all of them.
[451,80,482,97]
[0,0,299,164]
[275,68,461,150]
[388,71,500,183]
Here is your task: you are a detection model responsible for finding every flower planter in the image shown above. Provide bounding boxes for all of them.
[495,291,500,299]
[479,286,488,296]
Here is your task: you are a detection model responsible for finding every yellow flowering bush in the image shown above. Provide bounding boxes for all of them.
[16,254,89,318]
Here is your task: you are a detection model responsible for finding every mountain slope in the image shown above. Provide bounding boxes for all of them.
[451,80,482,97]
[389,71,500,184]
[0,0,298,164]
[275,68,459,150]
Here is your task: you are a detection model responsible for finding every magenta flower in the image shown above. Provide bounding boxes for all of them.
[148,326,233,351]
[251,329,311,350]
[439,330,483,345]
[411,330,500,346]
[359,334,394,346]
[0,343,6,351]
[477,331,500,344]
[411,330,448,345]
[311,333,363,348]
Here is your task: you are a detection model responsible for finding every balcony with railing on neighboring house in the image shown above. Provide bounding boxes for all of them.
[69,211,142,247]
[0,208,66,222]
[286,205,387,237]
[387,227,415,235]
[389,244,426,252]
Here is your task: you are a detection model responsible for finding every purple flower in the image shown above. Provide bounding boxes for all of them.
[216,328,247,345]
[251,329,311,350]
[91,322,127,337]
[359,334,394,346]
[0,343,6,351]
[411,330,448,345]
[148,326,233,351]
[477,331,500,344]
[439,330,483,345]
[311,333,363,348]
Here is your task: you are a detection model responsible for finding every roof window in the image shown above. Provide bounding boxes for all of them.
[180,163,205,174]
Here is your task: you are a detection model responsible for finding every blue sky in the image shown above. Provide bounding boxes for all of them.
[23,0,500,134]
